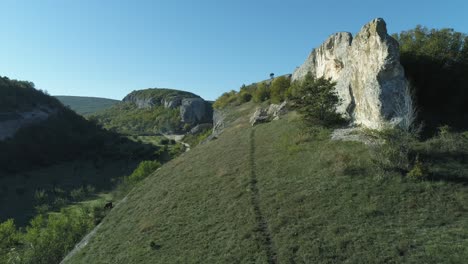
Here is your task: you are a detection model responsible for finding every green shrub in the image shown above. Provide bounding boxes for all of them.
[0,219,19,250]
[425,125,467,153]
[289,73,343,126]
[34,189,48,204]
[70,187,86,201]
[253,82,270,103]
[21,208,94,264]
[127,160,161,184]
[270,76,290,103]
[213,90,238,109]
[407,156,428,180]
[371,129,417,173]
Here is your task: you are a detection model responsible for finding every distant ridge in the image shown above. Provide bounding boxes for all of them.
[55,95,119,115]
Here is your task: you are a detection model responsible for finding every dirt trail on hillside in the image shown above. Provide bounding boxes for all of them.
[162,133,190,151]
[249,128,278,264]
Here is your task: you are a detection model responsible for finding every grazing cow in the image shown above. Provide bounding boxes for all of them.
[104,202,113,209]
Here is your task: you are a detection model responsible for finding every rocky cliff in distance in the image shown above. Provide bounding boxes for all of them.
[122,88,213,126]
[94,88,213,134]
[292,18,412,130]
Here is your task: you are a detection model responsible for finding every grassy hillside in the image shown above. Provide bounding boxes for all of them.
[65,102,468,263]
[55,96,119,115]
[0,78,187,263]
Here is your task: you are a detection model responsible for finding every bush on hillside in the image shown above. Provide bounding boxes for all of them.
[289,73,343,126]
[370,128,417,174]
[270,76,290,103]
[213,90,238,109]
[126,160,161,184]
[252,82,270,103]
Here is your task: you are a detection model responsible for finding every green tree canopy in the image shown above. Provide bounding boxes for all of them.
[253,82,270,103]
[393,26,468,131]
[290,73,342,126]
[270,76,291,103]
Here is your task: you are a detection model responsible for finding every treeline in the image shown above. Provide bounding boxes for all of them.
[393,26,468,131]
[213,75,291,109]
[0,77,60,112]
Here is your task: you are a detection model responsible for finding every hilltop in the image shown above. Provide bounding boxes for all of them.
[91,88,213,135]
[55,96,119,115]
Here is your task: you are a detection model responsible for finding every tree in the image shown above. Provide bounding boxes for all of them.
[393,26,468,131]
[270,76,290,103]
[290,73,342,126]
[253,82,270,103]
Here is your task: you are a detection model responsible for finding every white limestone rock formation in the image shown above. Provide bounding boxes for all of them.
[292,18,411,130]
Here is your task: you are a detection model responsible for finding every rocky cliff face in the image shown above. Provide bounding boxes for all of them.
[180,98,213,125]
[292,18,411,130]
[122,94,183,109]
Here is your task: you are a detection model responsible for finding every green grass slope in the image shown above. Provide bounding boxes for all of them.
[55,96,119,115]
[66,103,468,263]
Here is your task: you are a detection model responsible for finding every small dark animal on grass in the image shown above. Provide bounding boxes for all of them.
[104,202,113,209]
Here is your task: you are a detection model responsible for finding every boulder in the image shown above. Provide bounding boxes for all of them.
[180,98,213,125]
[250,107,269,126]
[267,101,288,120]
[292,18,411,130]
[212,109,225,136]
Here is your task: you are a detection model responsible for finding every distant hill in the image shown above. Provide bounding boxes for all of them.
[55,96,119,115]
[91,88,212,135]
[0,76,159,173]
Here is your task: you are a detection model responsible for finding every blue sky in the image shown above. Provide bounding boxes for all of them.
[1,0,467,100]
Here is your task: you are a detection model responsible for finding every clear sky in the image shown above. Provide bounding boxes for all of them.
[1,0,467,100]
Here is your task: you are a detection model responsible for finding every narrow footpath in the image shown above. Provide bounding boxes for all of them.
[249,128,278,264]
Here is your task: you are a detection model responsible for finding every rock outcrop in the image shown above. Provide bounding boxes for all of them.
[122,94,183,109]
[292,18,411,130]
[250,101,288,126]
[180,98,213,125]
[267,101,288,121]
[250,108,269,126]
[122,88,213,127]
[0,107,56,140]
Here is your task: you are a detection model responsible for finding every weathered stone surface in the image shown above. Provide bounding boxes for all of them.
[163,97,182,109]
[212,109,225,136]
[292,18,411,130]
[0,107,57,141]
[267,101,288,121]
[180,98,213,125]
[250,101,289,126]
[122,96,158,108]
[250,107,269,126]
